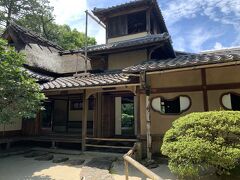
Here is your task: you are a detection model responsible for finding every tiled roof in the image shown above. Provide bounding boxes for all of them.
[123,53,240,73]
[60,33,170,55]
[201,47,240,55]
[93,0,154,14]
[6,21,63,50]
[41,73,139,90]
[25,68,54,82]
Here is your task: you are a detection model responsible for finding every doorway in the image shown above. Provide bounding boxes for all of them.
[41,101,53,132]
[115,95,136,137]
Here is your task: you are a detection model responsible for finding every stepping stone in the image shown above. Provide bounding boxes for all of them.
[144,160,159,169]
[64,159,85,166]
[52,156,69,163]
[85,157,116,170]
[35,154,54,161]
[80,167,114,180]
[24,151,48,158]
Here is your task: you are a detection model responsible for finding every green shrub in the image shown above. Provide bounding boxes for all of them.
[161,111,240,178]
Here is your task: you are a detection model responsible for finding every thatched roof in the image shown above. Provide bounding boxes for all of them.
[2,22,92,74]
[22,43,91,74]
[2,21,63,50]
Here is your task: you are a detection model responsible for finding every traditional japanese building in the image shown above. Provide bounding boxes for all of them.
[1,0,240,156]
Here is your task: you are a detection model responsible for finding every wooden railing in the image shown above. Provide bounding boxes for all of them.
[123,143,162,180]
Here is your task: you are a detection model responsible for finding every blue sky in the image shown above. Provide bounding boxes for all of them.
[50,0,240,53]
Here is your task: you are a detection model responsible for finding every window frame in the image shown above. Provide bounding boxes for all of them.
[151,95,192,115]
[220,92,240,110]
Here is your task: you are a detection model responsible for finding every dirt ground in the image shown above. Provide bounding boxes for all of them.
[0,149,176,180]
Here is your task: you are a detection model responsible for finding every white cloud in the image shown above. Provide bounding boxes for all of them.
[213,42,224,50]
[162,0,240,49]
[50,0,87,25]
[172,26,223,52]
[49,0,106,44]
[162,0,240,26]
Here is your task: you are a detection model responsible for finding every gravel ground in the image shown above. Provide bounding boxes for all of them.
[0,149,176,180]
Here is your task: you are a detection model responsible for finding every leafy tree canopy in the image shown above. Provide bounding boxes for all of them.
[0,38,45,125]
[0,0,96,50]
[161,111,240,178]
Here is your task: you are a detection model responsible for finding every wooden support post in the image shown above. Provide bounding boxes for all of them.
[124,160,129,180]
[201,69,209,111]
[82,90,88,152]
[140,71,152,160]
[146,8,151,34]
[146,95,152,160]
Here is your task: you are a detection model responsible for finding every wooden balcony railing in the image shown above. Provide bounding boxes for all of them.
[123,143,162,180]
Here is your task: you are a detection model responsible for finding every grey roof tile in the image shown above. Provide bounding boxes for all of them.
[41,72,139,90]
[60,33,170,55]
[25,68,54,81]
[122,53,240,73]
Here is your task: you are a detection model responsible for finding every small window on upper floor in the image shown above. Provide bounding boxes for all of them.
[108,15,127,38]
[107,11,146,38]
[151,96,191,115]
[127,11,146,34]
[221,93,240,110]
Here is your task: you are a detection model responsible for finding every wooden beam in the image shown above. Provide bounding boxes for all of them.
[81,90,88,152]
[85,137,137,142]
[138,82,240,94]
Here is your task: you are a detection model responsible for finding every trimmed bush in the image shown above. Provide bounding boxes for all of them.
[161,111,240,178]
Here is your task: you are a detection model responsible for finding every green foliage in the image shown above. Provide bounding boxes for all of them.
[121,103,134,127]
[48,24,96,50]
[161,111,240,178]
[0,0,41,26]
[0,0,96,50]
[0,38,45,125]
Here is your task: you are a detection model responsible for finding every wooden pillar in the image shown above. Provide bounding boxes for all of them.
[93,94,97,137]
[146,95,152,160]
[81,90,88,152]
[146,8,151,34]
[35,111,41,135]
[66,97,69,133]
[136,87,141,139]
[140,71,152,160]
[201,69,209,111]
[97,93,102,137]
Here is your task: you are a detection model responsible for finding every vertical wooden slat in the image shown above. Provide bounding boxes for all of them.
[82,90,88,152]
